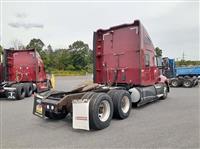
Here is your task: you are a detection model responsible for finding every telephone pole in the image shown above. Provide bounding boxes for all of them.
[182,52,185,61]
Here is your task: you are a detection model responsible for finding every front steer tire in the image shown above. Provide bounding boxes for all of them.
[160,84,168,100]
[108,90,132,119]
[89,93,114,130]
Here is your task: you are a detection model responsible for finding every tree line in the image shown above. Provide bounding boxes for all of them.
[176,60,200,67]
[0,41,199,73]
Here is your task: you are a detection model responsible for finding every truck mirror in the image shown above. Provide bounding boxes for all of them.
[156,56,162,68]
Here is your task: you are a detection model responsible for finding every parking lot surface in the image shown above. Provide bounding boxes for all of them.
[0,76,199,148]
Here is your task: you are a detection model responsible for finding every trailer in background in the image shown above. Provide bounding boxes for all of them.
[33,20,169,130]
[162,57,199,88]
[176,66,200,77]
[0,49,51,100]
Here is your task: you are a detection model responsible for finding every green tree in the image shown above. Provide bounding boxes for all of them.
[0,45,3,54]
[26,38,45,53]
[176,60,200,67]
[26,38,49,69]
[155,47,162,57]
[45,44,53,54]
[54,49,70,70]
[68,41,88,51]
[68,41,92,70]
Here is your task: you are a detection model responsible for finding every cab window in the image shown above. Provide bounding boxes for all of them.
[145,54,150,67]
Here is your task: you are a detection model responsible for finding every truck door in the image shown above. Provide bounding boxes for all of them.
[143,50,151,83]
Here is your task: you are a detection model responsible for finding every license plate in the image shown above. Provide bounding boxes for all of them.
[33,98,44,118]
[36,104,43,114]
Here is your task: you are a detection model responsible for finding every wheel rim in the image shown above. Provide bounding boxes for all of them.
[121,96,130,113]
[98,100,110,122]
[172,81,178,86]
[184,81,190,87]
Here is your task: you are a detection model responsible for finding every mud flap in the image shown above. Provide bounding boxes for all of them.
[72,99,90,130]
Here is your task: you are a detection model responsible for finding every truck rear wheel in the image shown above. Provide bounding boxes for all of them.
[89,93,113,130]
[170,79,180,87]
[12,84,25,100]
[194,79,199,86]
[25,83,33,97]
[81,92,96,100]
[183,79,193,88]
[108,90,131,119]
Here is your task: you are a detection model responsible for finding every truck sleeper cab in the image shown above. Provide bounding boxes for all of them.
[0,49,51,100]
[33,20,169,130]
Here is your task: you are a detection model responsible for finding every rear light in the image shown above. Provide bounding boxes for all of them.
[51,105,54,110]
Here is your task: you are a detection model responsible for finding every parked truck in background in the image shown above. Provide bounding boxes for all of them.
[162,57,199,87]
[0,49,51,100]
[33,20,169,130]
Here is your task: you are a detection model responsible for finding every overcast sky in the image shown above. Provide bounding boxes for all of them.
[0,1,199,60]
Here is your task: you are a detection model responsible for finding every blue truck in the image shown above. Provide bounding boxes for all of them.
[162,57,199,87]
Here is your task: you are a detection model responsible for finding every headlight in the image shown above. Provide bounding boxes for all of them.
[47,105,50,109]
[51,105,54,110]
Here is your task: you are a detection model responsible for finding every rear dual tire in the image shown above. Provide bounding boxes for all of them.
[108,90,132,119]
[10,83,33,100]
[82,90,132,130]
[183,79,193,88]
[24,83,33,97]
[170,79,180,87]
[83,92,114,130]
[11,84,26,100]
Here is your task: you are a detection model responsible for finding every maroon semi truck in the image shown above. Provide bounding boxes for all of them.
[33,20,169,130]
[0,49,51,100]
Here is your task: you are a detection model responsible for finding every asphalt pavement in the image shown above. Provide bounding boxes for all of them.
[0,76,199,149]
